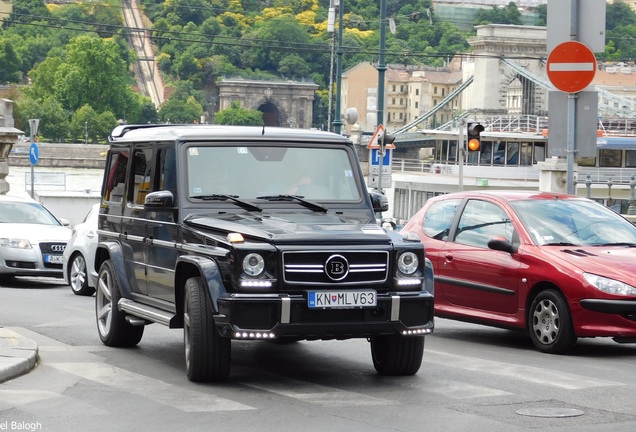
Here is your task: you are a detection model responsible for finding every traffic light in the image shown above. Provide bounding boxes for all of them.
[380,131,395,154]
[467,122,484,152]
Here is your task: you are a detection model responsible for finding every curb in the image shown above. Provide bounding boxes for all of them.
[0,327,39,383]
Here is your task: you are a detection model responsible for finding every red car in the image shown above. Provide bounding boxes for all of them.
[402,190,636,353]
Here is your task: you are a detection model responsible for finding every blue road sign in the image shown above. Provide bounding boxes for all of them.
[29,142,39,165]
[370,148,391,166]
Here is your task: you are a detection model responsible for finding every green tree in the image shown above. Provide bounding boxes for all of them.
[158,96,203,123]
[278,54,310,78]
[17,96,70,142]
[96,111,119,142]
[474,2,522,25]
[70,104,100,143]
[241,15,315,74]
[139,100,160,124]
[53,36,139,119]
[3,0,51,29]
[214,100,263,126]
[0,40,23,83]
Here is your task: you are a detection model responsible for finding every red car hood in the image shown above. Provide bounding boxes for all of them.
[542,246,636,282]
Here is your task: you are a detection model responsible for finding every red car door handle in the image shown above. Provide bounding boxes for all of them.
[445,253,453,261]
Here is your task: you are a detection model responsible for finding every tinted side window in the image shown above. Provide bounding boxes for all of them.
[422,198,461,240]
[130,148,153,205]
[103,151,129,203]
[455,200,513,248]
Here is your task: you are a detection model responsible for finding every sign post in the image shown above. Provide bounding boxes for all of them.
[367,124,395,193]
[546,41,596,195]
[28,119,40,199]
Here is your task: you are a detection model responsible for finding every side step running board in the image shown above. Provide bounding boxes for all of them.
[119,298,177,327]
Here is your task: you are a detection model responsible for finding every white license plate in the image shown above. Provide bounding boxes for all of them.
[45,255,64,264]
[308,290,377,309]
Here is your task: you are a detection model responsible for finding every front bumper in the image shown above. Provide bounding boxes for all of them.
[1,246,64,278]
[580,299,636,317]
[215,292,434,340]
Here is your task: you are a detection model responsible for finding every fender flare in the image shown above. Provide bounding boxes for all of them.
[95,241,134,298]
[176,255,227,313]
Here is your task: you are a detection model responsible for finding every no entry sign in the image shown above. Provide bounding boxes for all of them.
[547,41,597,93]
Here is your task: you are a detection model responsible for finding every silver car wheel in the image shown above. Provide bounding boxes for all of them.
[70,254,87,292]
[532,298,560,345]
[96,267,113,338]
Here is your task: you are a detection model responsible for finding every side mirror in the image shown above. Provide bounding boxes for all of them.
[144,190,174,209]
[369,192,389,213]
[59,218,70,226]
[488,236,515,253]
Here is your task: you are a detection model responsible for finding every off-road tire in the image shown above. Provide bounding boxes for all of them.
[95,260,144,347]
[184,277,231,382]
[370,335,424,376]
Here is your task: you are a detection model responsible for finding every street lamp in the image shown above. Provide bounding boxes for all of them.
[84,122,88,144]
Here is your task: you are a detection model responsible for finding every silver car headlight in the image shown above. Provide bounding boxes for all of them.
[243,253,265,276]
[583,273,636,296]
[0,238,32,249]
[397,252,419,275]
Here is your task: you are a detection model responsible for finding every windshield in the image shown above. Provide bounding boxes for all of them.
[511,198,636,246]
[186,145,361,201]
[0,201,61,225]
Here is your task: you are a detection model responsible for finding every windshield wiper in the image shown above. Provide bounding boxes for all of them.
[190,194,262,212]
[256,194,328,213]
[597,242,636,247]
[542,242,577,246]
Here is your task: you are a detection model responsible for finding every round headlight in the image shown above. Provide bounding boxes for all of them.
[243,253,265,276]
[397,252,418,275]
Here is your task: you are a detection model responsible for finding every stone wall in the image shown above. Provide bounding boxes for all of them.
[8,143,107,169]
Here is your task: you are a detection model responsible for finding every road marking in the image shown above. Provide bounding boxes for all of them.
[49,363,255,412]
[425,350,623,390]
[238,370,399,407]
[423,380,513,399]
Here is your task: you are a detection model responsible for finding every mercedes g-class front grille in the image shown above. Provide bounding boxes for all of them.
[282,251,389,285]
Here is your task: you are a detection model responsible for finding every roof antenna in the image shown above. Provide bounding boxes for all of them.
[262,124,265,135]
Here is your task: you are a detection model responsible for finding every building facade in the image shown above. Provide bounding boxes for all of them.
[341,63,463,135]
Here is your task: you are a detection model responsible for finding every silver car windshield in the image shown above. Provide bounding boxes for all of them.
[511,199,636,246]
[186,145,361,201]
[0,202,61,225]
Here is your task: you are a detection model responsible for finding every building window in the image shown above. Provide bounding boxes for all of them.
[400,98,403,105]
[392,85,396,91]
[415,101,419,109]
[626,150,636,167]
[434,87,438,94]
[416,89,419,96]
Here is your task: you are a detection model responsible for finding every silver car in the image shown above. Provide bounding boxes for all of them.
[0,195,71,280]
[63,203,99,296]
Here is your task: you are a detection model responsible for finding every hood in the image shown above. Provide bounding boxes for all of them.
[185,211,392,244]
[0,223,72,243]
[543,245,636,282]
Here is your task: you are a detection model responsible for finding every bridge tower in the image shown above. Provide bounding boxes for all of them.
[464,25,549,118]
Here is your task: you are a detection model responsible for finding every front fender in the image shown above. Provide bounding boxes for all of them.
[95,241,134,298]
[176,255,227,313]
[424,257,435,296]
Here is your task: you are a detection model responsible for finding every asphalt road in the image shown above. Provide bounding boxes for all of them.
[1,276,636,432]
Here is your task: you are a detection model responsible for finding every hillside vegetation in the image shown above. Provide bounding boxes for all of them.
[0,0,632,141]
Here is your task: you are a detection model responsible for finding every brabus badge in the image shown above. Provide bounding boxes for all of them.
[325,254,349,281]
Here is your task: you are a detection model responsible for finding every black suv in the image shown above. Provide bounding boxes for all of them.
[94,124,434,382]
